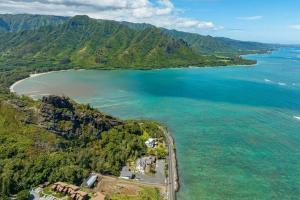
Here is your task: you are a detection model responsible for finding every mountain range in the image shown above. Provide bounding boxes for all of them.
[0,14,275,69]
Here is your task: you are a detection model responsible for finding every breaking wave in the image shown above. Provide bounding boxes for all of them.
[294,116,300,121]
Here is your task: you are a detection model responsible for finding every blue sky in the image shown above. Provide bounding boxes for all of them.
[172,0,300,44]
[0,0,299,44]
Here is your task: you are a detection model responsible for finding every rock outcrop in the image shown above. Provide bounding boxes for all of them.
[38,95,123,138]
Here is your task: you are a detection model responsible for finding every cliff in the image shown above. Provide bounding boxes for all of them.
[38,95,123,138]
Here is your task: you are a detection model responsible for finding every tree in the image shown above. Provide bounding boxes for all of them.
[16,190,30,200]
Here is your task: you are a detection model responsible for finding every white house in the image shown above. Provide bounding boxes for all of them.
[136,156,156,174]
[145,138,156,148]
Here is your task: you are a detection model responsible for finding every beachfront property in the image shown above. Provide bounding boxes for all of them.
[120,166,134,179]
[145,138,157,148]
[136,156,156,174]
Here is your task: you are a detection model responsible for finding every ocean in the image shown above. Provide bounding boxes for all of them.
[14,48,300,199]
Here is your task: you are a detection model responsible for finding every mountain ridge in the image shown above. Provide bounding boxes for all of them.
[0,15,258,70]
[0,14,275,57]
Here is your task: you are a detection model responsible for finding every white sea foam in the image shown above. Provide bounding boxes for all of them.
[278,82,287,86]
[294,116,300,121]
[264,79,272,83]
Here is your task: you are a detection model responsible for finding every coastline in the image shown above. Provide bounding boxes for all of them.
[159,125,179,200]
[9,69,75,93]
[9,49,275,94]
[9,58,261,94]
[9,72,52,93]
[9,69,180,199]
[6,49,277,200]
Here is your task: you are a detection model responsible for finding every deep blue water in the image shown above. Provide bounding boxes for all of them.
[15,48,300,199]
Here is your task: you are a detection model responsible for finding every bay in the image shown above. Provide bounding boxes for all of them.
[14,48,300,199]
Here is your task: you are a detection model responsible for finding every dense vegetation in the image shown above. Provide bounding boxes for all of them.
[0,13,275,199]
[0,14,265,71]
[0,14,67,32]
[0,14,274,58]
[0,95,164,198]
[163,30,275,56]
[122,21,275,56]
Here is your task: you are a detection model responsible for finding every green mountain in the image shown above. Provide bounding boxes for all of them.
[120,21,274,55]
[0,14,276,71]
[0,14,67,32]
[0,15,255,70]
[164,30,273,55]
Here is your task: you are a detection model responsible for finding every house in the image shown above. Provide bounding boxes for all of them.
[120,166,133,179]
[65,184,80,195]
[51,182,68,193]
[84,174,98,188]
[51,182,88,200]
[136,156,156,174]
[75,191,89,200]
[136,158,146,173]
[145,138,156,148]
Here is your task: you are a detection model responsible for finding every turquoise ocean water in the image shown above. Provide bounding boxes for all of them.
[15,48,300,199]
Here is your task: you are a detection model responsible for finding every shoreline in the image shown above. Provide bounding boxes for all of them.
[9,48,275,94]
[9,72,53,93]
[8,69,180,199]
[9,69,75,93]
[9,59,261,94]
[159,125,179,200]
[7,49,272,200]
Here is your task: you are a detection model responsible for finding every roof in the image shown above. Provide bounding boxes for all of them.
[86,174,97,187]
[76,191,88,197]
[120,166,133,178]
[67,184,80,190]
[147,138,155,142]
[137,158,146,168]
[54,182,68,187]
[137,156,155,167]
[145,138,156,147]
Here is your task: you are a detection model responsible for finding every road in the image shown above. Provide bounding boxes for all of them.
[159,126,178,200]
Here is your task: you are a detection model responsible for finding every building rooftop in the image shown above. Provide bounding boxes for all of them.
[120,166,133,179]
[86,174,98,188]
[145,138,156,148]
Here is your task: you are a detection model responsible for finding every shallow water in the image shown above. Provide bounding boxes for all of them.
[15,48,300,199]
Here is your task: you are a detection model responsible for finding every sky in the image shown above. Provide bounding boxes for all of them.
[0,0,299,44]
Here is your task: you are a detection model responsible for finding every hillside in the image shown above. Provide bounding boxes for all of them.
[164,30,274,55]
[0,14,276,71]
[0,14,273,57]
[0,15,254,70]
[0,14,67,32]
[121,21,274,55]
[0,95,165,198]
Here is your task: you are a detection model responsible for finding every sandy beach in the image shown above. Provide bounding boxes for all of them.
[9,69,76,93]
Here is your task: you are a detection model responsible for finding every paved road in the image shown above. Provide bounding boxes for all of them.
[159,126,178,200]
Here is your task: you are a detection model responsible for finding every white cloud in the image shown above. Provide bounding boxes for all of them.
[0,0,218,31]
[237,16,263,20]
[290,24,300,30]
